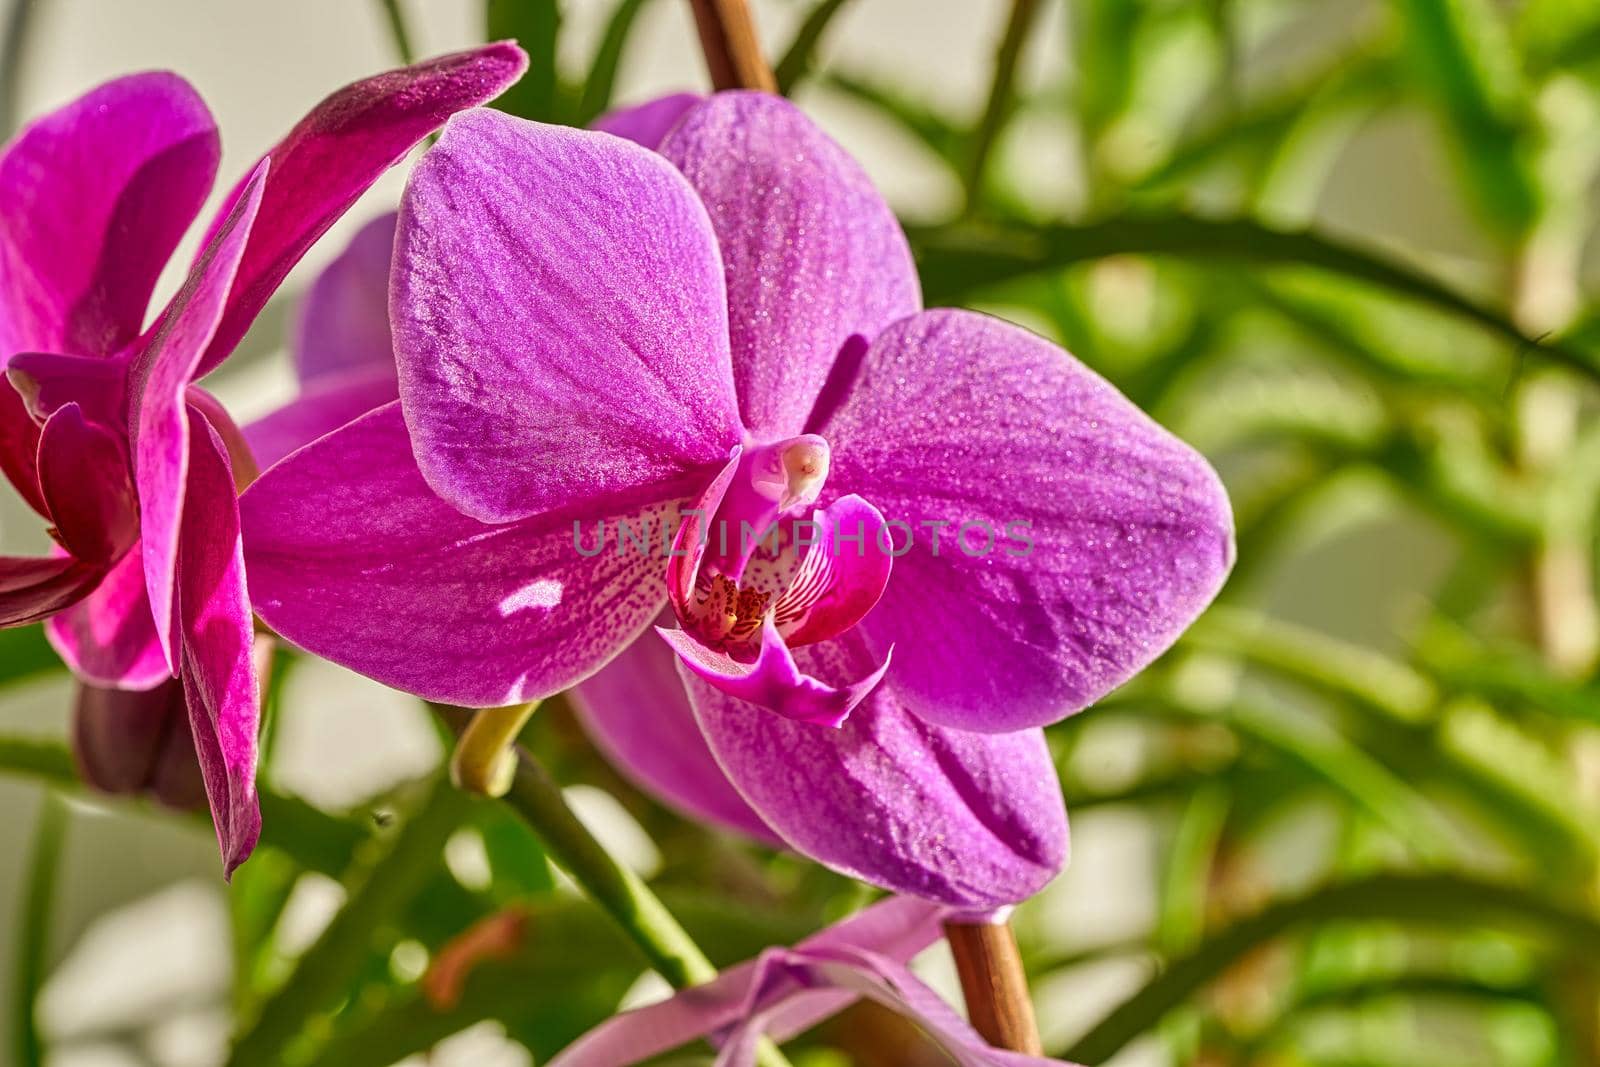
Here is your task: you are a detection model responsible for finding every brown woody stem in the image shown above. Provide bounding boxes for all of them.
[688,0,777,92]
[945,918,1044,1054]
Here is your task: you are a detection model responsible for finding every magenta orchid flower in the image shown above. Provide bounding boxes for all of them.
[241,92,1232,906]
[550,896,1077,1067]
[0,45,528,873]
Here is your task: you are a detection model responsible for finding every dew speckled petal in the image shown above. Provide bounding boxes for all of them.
[817,309,1235,734]
[684,630,1068,908]
[659,92,920,439]
[196,43,529,376]
[593,92,703,149]
[242,403,677,707]
[571,624,780,845]
[393,108,741,525]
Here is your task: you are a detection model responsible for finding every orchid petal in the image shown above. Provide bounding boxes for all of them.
[46,547,169,689]
[775,494,893,647]
[293,212,398,385]
[195,44,530,375]
[660,92,920,439]
[818,309,1235,733]
[393,108,741,524]
[659,621,888,728]
[7,351,128,428]
[241,403,677,707]
[0,71,217,359]
[243,368,399,473]
[128,163,266,672]
[549,897,946,1067]
[177,407,260,876]
[593,92,703,149]
[571,624,780,845]
[684,631,1067,908]
[37,403,137,564]
[0,555,103,626]
[0,382,44,516]
[72,678,205,810]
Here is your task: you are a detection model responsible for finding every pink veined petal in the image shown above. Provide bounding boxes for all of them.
[293,212,398,386]
[46,546,169,689]
[592,92,703,149]
[241,402,680,707]
[72,678,206,811]
[0,381,45,517]
[128,162,267,674]
[177,406,261,876]
[570,624,780,845]
[243,368,400,473]
[684,630,1068,909]
[548,897,946,1067]
[195,43,530,376]
[7,351,129,428]
[393,108,742,525]
[659,620,889,728]
[0,554,104,626]
[818,309,1236,734]
[660,92,921,439]
[0,71,218,360]
[37,403,138,565]
[774,494,893,646]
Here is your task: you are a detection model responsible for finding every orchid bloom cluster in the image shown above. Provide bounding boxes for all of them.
[0,45,1232,1066]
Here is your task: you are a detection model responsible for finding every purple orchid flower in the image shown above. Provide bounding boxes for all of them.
[550,896,1077,1067]
[241,92,1232,906]
[0,45,528,874]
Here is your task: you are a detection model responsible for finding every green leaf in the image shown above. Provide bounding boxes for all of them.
[818,71,965,170]
[228,774,475,1067]
[485,0,562,121]
[1065,872,1600,1063]
[774,0,854,94]
[1392,0,1539,234]
[909,214,1600,379]
[574,0,652,126]
[0,626,63,688]
[11,793,65,1067]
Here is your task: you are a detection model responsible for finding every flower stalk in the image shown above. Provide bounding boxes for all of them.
[448,701,538,797]
[688,0,777,92]
[944,918,1044,1054]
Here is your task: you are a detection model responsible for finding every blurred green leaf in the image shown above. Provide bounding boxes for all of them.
[0,626,62,688]
[574,0,652,126]
[485,0,563,121]
[910,214,1600,379]
[1065,872,1600,1063]
[819,71,965,170]
[774,0,854,94]
[11,793,65,1067]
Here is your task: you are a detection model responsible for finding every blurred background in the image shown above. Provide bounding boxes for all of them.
[5,0,1600,1064]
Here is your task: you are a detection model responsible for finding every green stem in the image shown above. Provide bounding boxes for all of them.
[13,792,66,1067]
[376,0,415,64]
[964,0,1043,212]
[431,706,793,1067]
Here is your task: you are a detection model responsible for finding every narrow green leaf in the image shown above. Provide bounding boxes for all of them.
[774,0,854,94]
[229,774,474,1067]
[485,0,562,121]
[0,626,63,688]
[374,0,415,64]
[909,214,1600,379]
[819,71,965,170]
[12,793,66,1067]
[1066,872,1600,1063]
[574,0,651,125]
[965,0,1045,203]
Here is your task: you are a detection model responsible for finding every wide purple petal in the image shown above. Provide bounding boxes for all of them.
[571,625,780,844]
[0,555,103,626]
[659,92,920,439]
[393,108,741,524]
[195,44,529,376]
[177,407,261,876]
[685,631,1067,909]
[593,92,703,149]
[819,310,1235,733]
[0,71,218,360]
[37,403,137,565]
[127,164,266,672]
[243,369,399,472]
[293,212,398,385]
[46,546,169,689]
[241,403,677,707]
